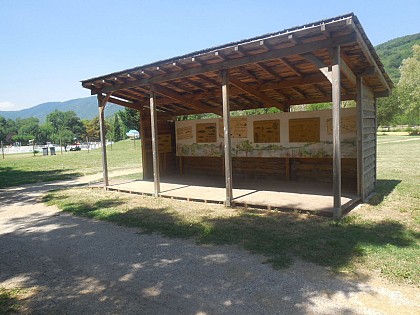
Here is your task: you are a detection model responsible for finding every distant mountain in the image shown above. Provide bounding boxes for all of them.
[375,33,420,83]
[0,96,122,122]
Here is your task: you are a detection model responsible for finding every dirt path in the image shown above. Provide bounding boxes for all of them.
[0,175,419,314]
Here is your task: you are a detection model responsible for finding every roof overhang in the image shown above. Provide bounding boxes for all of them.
[81,13,393,116]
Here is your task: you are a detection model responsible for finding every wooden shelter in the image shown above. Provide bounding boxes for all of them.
[81,13,392,219]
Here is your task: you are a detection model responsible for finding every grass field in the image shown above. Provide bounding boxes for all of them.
[40,134,420,285]
[0,140,142,188]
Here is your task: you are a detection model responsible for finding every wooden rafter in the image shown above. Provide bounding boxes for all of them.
[280,57,302,77]
[256,62,283,80]
[229,77,286,110]
[92,33,357,95]
[152,84,221,115]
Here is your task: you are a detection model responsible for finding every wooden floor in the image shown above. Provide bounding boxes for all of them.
[101,175,359,215]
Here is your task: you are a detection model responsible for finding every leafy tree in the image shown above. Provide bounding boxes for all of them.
[112,114,125,142]
[119,108,140,132]
[398,44,420,124]
[0,117,18,144]
[83,117,101,141]
[46,110,85,139]
[50,128,74,152]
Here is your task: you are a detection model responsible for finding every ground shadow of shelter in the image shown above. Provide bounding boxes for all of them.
[367,179,401,205]
[0,166,82,189]
[1,206,403,314]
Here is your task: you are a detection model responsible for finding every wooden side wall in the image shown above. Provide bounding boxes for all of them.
[180,156,357,188]
[362,85,377,198]
[140,110,176,179]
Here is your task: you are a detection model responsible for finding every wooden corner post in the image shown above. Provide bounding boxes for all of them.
[98,93,111,188]
[150,87,160,197]
[332,46,342,219]
[356,77,365,200]
[221,69,233,207]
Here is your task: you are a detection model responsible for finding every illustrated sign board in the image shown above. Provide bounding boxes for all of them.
[289,118,320,142]
[253,120,280,143]
[177,126,193,140]
[219,117,248,138]
[175,108,358,158]
[196,123,217,143]
[158,134,172,153]
[326,115,357,135]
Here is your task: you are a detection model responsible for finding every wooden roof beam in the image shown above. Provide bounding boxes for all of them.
[257,73,328,91]
[280,58,302,77]
[152,84,221,115]
[302,52,355,86]
[349,21,392,91]
[93,33,357,95]
[229,77,286,111]
[256,62,283,80]
[238,66,263,85]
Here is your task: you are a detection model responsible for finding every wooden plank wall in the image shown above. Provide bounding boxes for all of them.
[362,85,377,198]
[180,156,357,188]
[140,111,176,179]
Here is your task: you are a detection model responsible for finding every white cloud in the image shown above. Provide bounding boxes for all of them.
[0,101,24,111]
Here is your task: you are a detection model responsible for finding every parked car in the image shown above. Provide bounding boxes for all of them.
[69,146,81,151]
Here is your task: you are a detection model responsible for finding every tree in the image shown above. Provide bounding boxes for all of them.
[50,128,74,152]
[119,108,140,132]
[0,117,18,145]
[112,114,125,142]
[46,110,86,139]
[83,117,101,141]
[398,44,420,124]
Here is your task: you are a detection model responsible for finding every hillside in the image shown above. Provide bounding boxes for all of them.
[375,33,420,83]
[0,96,122,122]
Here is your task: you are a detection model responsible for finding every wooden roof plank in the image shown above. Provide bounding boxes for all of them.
[93,33,357,95]
[229,77,286,111]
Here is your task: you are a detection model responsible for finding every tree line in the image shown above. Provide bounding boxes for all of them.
[0,108,140,151]
[378,44,419,126]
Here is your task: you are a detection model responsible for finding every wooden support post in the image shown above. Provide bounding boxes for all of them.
[139,108,148,179]
[98,93,111,188]
[1,141,4,159]
[221,69,233,207]
[356,77,365,200]
[150,88,160,197]
[332,46,342,220]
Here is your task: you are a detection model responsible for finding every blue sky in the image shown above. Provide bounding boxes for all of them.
[1,0,419,111]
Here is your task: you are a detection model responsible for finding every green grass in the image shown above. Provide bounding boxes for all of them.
[44,135,420,285]
[0,287,31,314]
[0,140,142,188]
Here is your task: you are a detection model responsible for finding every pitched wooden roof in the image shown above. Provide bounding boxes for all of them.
[81,13,393,116]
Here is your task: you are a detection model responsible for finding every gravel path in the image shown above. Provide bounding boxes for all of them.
[0,176,418,314]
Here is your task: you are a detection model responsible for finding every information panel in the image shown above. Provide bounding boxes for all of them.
[253,119,280,143]
[326,115,357,135]
[196,123,217,143]
[219,117,248,138]
[158,134,172,153]
[176,126,193,140]
[289,118,320,142]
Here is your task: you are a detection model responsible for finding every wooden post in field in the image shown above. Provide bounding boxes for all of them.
[221,69,233,207]
[98,93,111,188]
[1,141,4,159]
[332,46,342,220]
[86,136,90,153]
[150,87,160,196]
